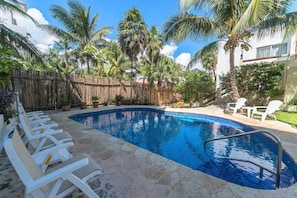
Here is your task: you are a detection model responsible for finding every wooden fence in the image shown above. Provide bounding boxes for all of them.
[6,70,175,111]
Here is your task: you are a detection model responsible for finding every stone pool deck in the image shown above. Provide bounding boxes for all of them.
[1,105,297,197]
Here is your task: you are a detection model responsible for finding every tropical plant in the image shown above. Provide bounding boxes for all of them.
[46,41,78,74]
[0,0,43,63]
[118,8,148,103]
[115,94,124,101]
[188,43,218,85]
[53,40,72,69]
[91,96,99,101]
[84,41,129,80]
[137,26,163,103]
[174,70,215,103]
[149,54,183,87]
[145,26,163,64]
[0,47,23,85]
[0,89,16,124]
[163,0,295,100]
[220,62,285,102]
[39,0,112,74]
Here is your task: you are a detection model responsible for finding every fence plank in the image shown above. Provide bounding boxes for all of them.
[5,70,175,111]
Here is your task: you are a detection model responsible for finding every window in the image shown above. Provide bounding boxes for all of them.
[256,43,287,58]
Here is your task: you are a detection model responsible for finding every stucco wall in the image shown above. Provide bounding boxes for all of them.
[284,65,297,103]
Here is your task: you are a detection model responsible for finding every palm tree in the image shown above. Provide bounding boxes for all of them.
[188,42,218,85]
[145,26,163,64]
[118,7,148,103]
[84,41,129,80]
[163,0,294,100]
[138,26,163,103]
[39,0,112,73]
[0,0,43,62]
[54,40,72,68]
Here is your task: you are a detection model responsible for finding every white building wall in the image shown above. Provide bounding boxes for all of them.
[0,0,28,36]
[216,31,294,80]
[241,31,293,65]
[215,30,297,102]
[216,40,242,88]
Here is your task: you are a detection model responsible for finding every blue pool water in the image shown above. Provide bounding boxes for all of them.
[69,107,297,189]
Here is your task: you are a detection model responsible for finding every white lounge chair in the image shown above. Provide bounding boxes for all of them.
[18,109,72,152]
[226,98,247,115]
[4,129,103,198]
[17,103,58,131]
[251,100,283,121]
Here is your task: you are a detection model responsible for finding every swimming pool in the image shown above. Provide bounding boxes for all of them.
[69,107,297,189]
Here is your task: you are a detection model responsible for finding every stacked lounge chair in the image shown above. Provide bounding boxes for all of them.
[1,101,104,197]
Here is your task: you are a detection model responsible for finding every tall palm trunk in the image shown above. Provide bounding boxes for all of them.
[130,59,133,105]
[229,47,240,100]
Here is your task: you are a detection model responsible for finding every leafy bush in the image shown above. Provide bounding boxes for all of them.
[0,90,17,124]
[220,62,285,102]
[287,98,297,105]
[91,96,99,101]
[115,94,124,101]
[174,70,215,103]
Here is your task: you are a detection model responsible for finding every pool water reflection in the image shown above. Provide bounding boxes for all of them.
[69,108,297,189]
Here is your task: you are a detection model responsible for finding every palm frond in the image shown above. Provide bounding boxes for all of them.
[0,23,43,62]
[163,13,216,43]
[233,0,289,32]
[187,41,218,70]
[38,24,76,42]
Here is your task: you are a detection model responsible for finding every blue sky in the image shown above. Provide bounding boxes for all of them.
[20,0,297,66]
[22,0,199,65]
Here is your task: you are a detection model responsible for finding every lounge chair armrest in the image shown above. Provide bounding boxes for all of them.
[26,111,44,116]
[31,142,73,157]
[26,158,89,193]
[34,128,64,135]
[226,102,236,108]
[29,117,51,124]
[32,122,59,131]
[28,115,50,122]
[27,130,64,141]
[42,129,64,135]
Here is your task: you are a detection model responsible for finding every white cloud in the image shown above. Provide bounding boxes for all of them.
[175,53,191,67]
[160,43,178,58]
[14,8,58,53]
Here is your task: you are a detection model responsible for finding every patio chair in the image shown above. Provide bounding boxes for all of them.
[226,98,247,115]
[18,109,73,152]
[251,100,283,121]
[17,103,58,131]
[4,129,103,198]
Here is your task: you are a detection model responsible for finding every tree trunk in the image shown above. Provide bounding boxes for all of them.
[130,60,133,105]
[229,47,240,100]
[86,57,90,74]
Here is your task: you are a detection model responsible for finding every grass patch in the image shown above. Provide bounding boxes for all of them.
[275,111,297,127]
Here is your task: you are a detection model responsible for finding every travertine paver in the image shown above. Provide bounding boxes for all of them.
[1,105,297,197]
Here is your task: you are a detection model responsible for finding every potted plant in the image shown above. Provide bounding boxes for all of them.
[115,94,124,106]
[80,101,87,109]
[61,98,71,111]
[92,96,100,108]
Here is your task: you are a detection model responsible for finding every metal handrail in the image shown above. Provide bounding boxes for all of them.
[204,130,283,188]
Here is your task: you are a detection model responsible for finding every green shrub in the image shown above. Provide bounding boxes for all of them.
[220,62,285,101]
[0,90,17,124]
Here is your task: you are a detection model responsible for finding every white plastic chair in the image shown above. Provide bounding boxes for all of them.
[4,129,103,198]
[18,108,72,152]
[17,103,58,131]
[226,98,247,115]
[251,100,283,121]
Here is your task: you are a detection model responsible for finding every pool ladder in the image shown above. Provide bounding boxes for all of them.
[204,130,282,188]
